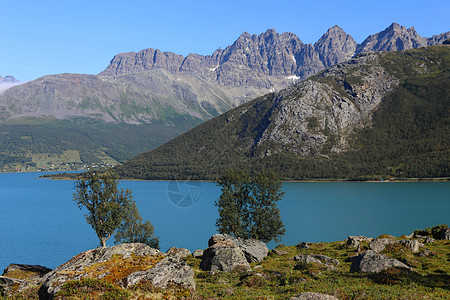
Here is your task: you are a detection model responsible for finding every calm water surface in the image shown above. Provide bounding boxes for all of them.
[0,172,449,271]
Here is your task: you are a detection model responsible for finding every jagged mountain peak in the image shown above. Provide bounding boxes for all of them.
[355,22,427,54]
[314,25,357,67]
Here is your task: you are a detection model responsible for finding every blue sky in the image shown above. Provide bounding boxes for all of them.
[1,0,448,81]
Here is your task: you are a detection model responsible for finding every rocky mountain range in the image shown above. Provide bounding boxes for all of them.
[1,23,448,125]
[115,45,450,180]
[0,23,448,171]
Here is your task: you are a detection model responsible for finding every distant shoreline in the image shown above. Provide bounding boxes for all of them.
[33,172,450,183]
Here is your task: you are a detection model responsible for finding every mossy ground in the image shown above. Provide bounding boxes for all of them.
[3,239,449,299]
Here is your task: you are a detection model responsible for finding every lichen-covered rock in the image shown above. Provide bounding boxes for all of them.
[399,239,420,253]
[293,254,339,270]
[206,234,268,264]
[192,249,204,258]
[38,243,161,300]
[0,276,33,297]
[125,256,195,289]
[350,250,411,273]
[290,292,339,300]
[235,239,269,263]
[368,238,397,253]
[166,247,191,259]
[0,264,52,297]
[200,239,251,272]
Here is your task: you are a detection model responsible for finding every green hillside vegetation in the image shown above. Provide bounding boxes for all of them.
[0,117,201,172]
[115,46,450,180]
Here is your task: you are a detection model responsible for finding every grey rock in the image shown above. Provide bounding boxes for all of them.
[166,247,191,259]
[207,233,268,263]
[38,243,160,300]
[290,292,339,300]
[368,238,397,253]
[399,239,420,253]
[235,238,269,263]
[200,239,251,272]
[440,228,450,240]
[192,249,204,258]
[294,254,339,270]
[350,250,411,273]
[125,256,195,289]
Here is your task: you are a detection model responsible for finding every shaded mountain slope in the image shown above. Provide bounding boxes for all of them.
[115,45,450,180]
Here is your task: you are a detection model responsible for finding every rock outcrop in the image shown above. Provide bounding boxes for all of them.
[124,256,195,289]
[200,234,269,272]
[350,250,411,273]
[38,243,162,299]
[0,264,51,297]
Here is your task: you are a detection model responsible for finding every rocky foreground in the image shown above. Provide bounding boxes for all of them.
[1,228,449,299]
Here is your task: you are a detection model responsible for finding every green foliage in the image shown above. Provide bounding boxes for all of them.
[215,170,285,243]
[57,278,129,299]
[114,202,160,249]
[414,224,448,239]
[73,170,134,247]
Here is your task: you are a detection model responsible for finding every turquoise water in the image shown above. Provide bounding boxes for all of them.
[0,172,449,271]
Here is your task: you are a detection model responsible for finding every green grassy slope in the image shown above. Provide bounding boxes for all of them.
[115,46,450,180]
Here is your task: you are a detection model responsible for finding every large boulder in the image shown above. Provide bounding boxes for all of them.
[350,250,411,273]
[38,243,161,300]
[125,256,195,289]
[235,239,269,263]
[206,234,269,264]
[200,239,251,272]
[290,292,339,300]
